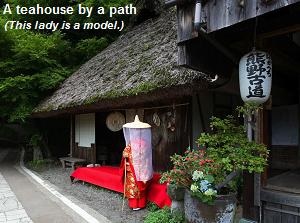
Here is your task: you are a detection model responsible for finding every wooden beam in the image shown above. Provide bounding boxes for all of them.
[177,3,199,42]
[201,0,300,33]
[243,172,259,220]
[70,114,75,157]
[178,39,235,78]
[258,24,300,39]
[270,47,300,75]
[198,31,239,64]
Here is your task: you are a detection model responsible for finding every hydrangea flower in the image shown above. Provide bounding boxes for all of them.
[192,170,204,181]
[190,184,199,192]
[204,188,217,196]
[199,180,210,192]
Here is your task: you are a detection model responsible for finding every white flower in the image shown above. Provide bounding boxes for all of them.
[190,184,199,192]
[204,188,217,196]
[192,170,204,181]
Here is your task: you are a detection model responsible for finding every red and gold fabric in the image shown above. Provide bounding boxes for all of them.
[120,145,149,209]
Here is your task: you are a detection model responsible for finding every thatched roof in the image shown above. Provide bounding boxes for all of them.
[33,9,212,117]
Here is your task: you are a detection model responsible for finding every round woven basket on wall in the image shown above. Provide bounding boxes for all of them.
[106,112,125,132]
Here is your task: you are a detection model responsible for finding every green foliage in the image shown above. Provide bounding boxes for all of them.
[160,148,219,205]
[144,207,185,223]
[27,159,53,172]
[147,202,160,212]
[161,114,268,205]
[28,133,43,148]
[160,148,208,188]
[0,0,135,122]
[236,102,262,117]
[197,116,268,177]
[0,23,73,121]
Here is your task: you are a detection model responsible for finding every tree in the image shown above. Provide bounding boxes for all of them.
[0,0,134,122]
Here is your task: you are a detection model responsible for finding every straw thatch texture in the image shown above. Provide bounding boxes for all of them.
[33,9,211,117]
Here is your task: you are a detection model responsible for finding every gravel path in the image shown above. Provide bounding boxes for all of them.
[29,164,149,223]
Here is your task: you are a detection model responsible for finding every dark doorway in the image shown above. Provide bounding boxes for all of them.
[95,112,125,166]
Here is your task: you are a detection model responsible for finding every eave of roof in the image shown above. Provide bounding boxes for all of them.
[33,8,212,117]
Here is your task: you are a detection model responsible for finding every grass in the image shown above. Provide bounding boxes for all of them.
[27,159,55,172]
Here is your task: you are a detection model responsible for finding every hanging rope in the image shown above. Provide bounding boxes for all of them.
[108,103,189,113]
[253,13,259,50]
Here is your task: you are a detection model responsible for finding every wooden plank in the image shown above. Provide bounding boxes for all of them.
[254,173,261,206]
[178,44,190,66]
[59,157,86,162]
[144,105,189,171]
[177,37,235,77]
[257,0,298,16]
[261,189,300,208]
[263,202,282,223]
[177,4,198,42]
[70,115,75,157]
[281,205,298,223]
[243,172,259,220]
[258,24,300,40]
[201,0,300,33]
[205,0,228,33]
[260,108,270,187]
[59,156,86,170]
[74,143,96,164]
[91,143,96,164]
[125,109,144,122]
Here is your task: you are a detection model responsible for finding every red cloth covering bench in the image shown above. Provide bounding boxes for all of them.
[70,166,171,208]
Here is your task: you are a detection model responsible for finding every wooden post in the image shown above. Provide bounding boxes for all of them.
[242,114,260,221]
[253,111,261,212]
[256,107,270,187]
[248,114,262,209]
[70,114,75,157]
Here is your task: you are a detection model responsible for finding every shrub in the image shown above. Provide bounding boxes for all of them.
[27,159,53,172]
[144,207,185,223]
[160,115,269,205]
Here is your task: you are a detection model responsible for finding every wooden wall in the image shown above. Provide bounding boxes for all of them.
[144,105,190,171]
[203,0,300,33]
[74,143,96,164]
[177,0,300,35]
[81,104,191,171]
[261,189,300,223]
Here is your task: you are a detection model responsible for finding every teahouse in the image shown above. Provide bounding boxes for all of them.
[32,7,240,171]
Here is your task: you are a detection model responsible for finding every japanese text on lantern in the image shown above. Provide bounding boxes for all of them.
[245,52,272,99]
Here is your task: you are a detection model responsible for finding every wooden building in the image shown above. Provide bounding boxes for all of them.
[32,8,240,172]
[169,0,300,221]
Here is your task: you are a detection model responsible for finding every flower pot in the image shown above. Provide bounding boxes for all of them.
[167,184,185,201]
[184,189,237,223]
[167,184,185,214]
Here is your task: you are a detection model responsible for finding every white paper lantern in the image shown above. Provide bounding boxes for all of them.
[239,50,272,104]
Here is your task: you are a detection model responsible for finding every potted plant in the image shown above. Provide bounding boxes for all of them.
[160,150,207,214]
[161,115,269,223]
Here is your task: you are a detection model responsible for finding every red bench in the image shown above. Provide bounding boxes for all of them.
[70,166,171,208]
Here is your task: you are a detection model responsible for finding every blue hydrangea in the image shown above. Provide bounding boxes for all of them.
[199,180,210,192]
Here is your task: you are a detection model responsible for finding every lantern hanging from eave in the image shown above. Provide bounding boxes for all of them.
[239,50,272,104]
